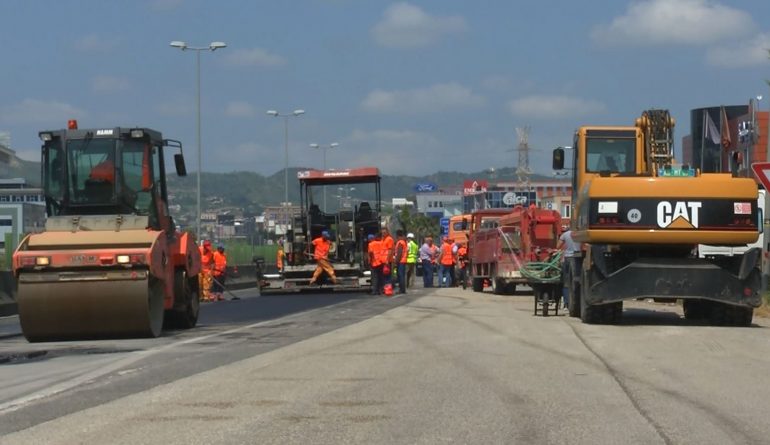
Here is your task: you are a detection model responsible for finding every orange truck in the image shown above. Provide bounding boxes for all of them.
[13,121,200,341]
[468,206,562,294]
[448,214,471,246]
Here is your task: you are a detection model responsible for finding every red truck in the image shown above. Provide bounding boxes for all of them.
[468,205,562,294]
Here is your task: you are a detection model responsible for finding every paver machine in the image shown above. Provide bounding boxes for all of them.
[554,109,762,326]
[258,167,382,292]
[12,120,201,341]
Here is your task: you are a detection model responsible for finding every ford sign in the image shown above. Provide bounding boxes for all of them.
[414,182,438,193]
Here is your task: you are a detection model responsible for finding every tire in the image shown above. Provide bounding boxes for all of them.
[683,300,706,320]
[505,283,517,295]
[165,270,199,330]
[568,277,581,318]
[708,302,753,327]
[472,277,484,292]
[579,268,622,324]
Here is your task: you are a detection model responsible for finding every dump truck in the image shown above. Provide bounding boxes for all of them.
[257,167,381,292]
[554,109,761,325]
[468,206,562,294]
[12,120,200,341]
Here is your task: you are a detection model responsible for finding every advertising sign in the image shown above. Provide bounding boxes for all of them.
[463,180,488,196]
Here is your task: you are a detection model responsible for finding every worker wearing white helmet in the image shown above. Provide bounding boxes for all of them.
[405,232,419,288]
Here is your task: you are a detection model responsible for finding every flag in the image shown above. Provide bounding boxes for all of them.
[720,106,731,150]
[705,111,720,145]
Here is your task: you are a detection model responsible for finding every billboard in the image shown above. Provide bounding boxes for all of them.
[463,180,488,196]
[414,182,438,193]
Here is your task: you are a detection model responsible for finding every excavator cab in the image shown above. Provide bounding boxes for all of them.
[40,123,186,231]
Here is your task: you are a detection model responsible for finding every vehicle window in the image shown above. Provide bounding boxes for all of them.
[586,138,635,173]
[67,138,116,204]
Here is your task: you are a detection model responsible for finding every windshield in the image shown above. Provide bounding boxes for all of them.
[586,137,636,173]
[67,137,117,205]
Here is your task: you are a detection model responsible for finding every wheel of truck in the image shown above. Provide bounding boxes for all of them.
[165,269,199,330]
[568,274,581,318]
[708,303,753,327]
[682,300,706,320]
[472,277,484,292]
[490,268,504,295]
[504,283,517,295]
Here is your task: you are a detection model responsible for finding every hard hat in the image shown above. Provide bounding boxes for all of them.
[322,230,330,237]
[407,233,414,239]
[217,244,224,250]
[203,240,211,247]
[367,234,375,241]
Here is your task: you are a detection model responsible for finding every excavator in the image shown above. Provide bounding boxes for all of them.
[554,110,761,326]
[12,120,201,341]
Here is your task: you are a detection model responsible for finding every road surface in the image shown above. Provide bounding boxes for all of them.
[2,286,770,444]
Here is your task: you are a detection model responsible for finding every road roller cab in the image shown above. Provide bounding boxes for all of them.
[12,121,201,341]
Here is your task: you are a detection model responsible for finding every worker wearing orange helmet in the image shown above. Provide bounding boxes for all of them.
[198,240,215,301]
[309,230,338,285]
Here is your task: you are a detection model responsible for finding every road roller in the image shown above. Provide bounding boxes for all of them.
[12,120,201,341]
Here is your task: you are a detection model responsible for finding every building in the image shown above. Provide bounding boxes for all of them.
[0,179,46,254]
[414,191,464,218]
[463,180,572,215]
[262,204,302,235]
[682,106,768,175]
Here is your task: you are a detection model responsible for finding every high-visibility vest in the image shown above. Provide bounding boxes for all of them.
[406,240,419,264]
[199,246,214,272]
[395,239,408,264]
[213,251,227,276]
[368,240,383,267]
[457,246,468,267]
[440,243,455,266]
[276,248,284,269]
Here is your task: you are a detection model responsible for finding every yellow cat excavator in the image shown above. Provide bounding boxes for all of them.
[554,109,761,326]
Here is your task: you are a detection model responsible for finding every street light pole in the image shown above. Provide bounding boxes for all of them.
[170,40,226,243]
[309,142,339,211]
[266,109,305,235]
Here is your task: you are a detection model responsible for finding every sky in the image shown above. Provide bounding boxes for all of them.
[0,0,769,177]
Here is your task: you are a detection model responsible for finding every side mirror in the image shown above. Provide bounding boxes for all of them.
[552,147,565,170]
[174,154,187,177]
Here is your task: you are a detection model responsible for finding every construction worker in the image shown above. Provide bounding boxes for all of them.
[198,240,215,302]
[419,236,436,288]
[380,227,395,289]
[276,238,286,273]
[368,233,383,295]
[456,243,469,289]
[89,151,115,183]
[394,230,408,294]
[439,236,455,287]
[309,230,338,285]
[405,233,419,288]
[212,244,227,301]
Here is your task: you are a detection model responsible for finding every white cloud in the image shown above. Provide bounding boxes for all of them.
[507,95,606,119]
[223,48,286,68]
[707,33,770,67]
[92,75,131,93]
[341,129,442,175]
[155,96,193,116]
[371,2,467,49]
[0,99,87,125]
[591,0,755,46]
[74,34,115,52]
[361,82,485,113]
[224,101,255,118]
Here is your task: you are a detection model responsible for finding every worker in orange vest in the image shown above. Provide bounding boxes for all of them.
[367,233,383,295]
[438,236,455,287]
[211,244,227,301]
[394,230,408,294]
[309,230,338,285]
[456,243,468,289]
[380,227,395,290]
[276,238,286,273]
[198,240,215,301]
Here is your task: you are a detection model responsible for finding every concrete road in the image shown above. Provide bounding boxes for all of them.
[3,286,770,444]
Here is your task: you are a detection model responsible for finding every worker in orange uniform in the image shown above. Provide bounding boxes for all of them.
[212,244,227,301]
[380,227,395,289]
[89,152,116,183]
[438,236,455,287]
[394,230,408,294]
[309,230,338,285]
[198,240,215,302]
[367,233,383,295]
[456,243,469,289]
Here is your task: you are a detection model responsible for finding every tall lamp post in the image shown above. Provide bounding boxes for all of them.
[169,40,227,243]
[309,142,339,211]
[266,109,305,235]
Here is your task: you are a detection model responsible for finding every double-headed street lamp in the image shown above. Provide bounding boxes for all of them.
[309,142,339,211]
[266,109,305,234]
[169,40,227,243]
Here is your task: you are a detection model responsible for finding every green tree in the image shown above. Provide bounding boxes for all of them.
[394,206,439,241]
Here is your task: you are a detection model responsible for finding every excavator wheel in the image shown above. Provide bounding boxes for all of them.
[18,273,165,342]
[682,300,706,320]
[707,302,753,327]
[164,269,200,330]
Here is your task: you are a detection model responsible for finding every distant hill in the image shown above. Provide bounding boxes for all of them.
[4,158,557,216]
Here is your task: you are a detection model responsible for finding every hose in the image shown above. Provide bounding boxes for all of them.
[519,250,563,284]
